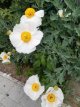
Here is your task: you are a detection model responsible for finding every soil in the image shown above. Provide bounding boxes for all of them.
[0,62,80,107]
[66,81,80,107]
[0,62,27,83]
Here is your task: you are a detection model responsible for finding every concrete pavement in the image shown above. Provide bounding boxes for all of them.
[0,71,41,107]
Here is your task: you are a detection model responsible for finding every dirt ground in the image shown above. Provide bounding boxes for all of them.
[0,62,80,107]
[0,62,27,83]
[66,81,80,107]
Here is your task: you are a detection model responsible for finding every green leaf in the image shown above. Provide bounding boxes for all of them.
[33,60,41,68]
[50,14,58,21]
[41,54,46,66]
[51,0,63,9]
[34,0,40,7]
[75,27,80,36]
[47,55,55,70]
[64,0,76,10]
[72,7,80,17]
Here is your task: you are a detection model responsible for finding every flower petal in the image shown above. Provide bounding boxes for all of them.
[16,46,36,54]
[20,15,42,27]
[13,23,37,33]
[9,32,22,48]
[25,30,43,48]
[26,75,39,84]
[2,59,10,64]
[54,88,64,102]
[35,10,44,17]
[0,52,6,58]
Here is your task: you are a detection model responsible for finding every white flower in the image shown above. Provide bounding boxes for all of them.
[58,9,64,17]
[41,86,64,107]
[20,8,44,27]
[23,75,45,101]
[65,13,71,17]
[9,22,43,54]
[0,52,10,64]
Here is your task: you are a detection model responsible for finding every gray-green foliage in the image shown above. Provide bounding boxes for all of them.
[0,0,80,89]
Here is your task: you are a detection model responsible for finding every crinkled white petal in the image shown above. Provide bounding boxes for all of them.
[9,32,22,48]
[32,30,43,41]
[54,88,64,102]
[41,95,46,107]
[46,102,56,107]
[35,10,44,17]
[20,15,42,27]
[26,75,39,84]
[36,86,45,99]
[46,87,53,93]
[2,59,10,64]
[16,46,36,54]
[13,23,38,33]
[0,52,7,58]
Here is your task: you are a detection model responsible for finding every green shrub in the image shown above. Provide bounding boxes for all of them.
[0,0,80,89]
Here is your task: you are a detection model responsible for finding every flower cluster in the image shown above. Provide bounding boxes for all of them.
[24,75,64,107]
[0,52,11,64]
[9,8,44,54]
[0,8,65,107]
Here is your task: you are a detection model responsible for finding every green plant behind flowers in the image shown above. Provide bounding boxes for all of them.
[0,0,80,89]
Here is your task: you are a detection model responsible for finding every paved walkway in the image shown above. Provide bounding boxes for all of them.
[0,71,71,107]
[0,72,41,107]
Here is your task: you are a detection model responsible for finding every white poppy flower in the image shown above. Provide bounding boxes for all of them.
[20,8,44,27]
[23,75,45,101]
[9,22,43,54]
[0,52,10,64]
[41,86,64,107]
[58,9,64,17]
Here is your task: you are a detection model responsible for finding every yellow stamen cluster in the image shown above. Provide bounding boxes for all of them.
[25,8,36,18]
[3,55,8,60]
[21,32,31,42]
[32,83,40,92]
[47,93,56,103]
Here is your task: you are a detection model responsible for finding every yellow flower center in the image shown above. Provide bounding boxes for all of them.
[54,86,59,91]
[21,32,31,42]
[47,93,56,103]
[32,83,40,92]
[3,55,8,60]
[25,8,36,18]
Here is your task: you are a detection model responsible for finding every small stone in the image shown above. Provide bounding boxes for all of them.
[6,93,9,97]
